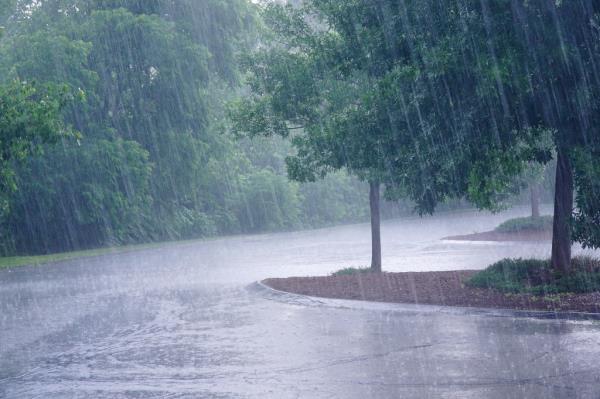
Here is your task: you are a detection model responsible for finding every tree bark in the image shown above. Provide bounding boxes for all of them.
[551,149,574,274]
[369,181,382,272]
[530,183,540,218]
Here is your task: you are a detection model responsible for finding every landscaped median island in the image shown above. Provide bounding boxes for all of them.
[263,257,600,314]
[443,215,553,242]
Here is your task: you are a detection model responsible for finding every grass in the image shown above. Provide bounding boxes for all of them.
[331,266,374,276]
[466,256,600,295]
[494,215,553,233]
[0,239,201,270]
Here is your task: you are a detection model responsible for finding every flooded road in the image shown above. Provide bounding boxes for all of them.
[1,207,599,398]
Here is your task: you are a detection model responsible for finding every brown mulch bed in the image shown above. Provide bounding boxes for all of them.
[443,229,552,242]
[263,271,600,314]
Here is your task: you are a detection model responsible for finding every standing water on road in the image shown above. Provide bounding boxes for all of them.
[1,208,599,398]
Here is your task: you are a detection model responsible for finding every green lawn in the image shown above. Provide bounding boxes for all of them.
[0,239,203,270]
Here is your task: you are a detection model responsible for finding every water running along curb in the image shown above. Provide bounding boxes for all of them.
[250,280,600,322]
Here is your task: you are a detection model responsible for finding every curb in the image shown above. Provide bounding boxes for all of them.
[249,280,600,322]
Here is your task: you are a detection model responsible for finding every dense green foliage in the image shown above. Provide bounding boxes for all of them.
[0,80,75,223]
[467,257,600,295]
[231,1,553,209]
[0,0,384,255]
[495,216,553,234]
[230,2,404,192]
[232,0,600,272]
[572,148,600,249]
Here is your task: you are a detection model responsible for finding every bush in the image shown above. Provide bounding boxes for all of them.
[331,267,373,276]
[495,215,553,233]
[466,257,600,294]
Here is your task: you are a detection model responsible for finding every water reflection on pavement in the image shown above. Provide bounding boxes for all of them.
[1,207,599,398]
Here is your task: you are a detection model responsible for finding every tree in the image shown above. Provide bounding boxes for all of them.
[450,0,600,272]
[311,0,600,274]
[0,81,74,215]
[234,0,600,275]
[0,0,263,253]
[521,161,553,219]
[230,3,398,272]
[5,138,153,254]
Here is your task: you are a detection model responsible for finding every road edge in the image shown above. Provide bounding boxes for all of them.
[249,280,600,322]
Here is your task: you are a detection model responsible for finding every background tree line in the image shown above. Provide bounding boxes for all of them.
[0,0,401,255]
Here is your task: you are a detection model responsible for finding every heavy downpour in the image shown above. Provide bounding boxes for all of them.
[1,1,599,398]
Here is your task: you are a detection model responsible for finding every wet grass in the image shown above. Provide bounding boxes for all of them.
[495,215,553,233]
[466,256,600,294]
[331,266,373,276]
[0,246,148,270]
[0,239,203,270]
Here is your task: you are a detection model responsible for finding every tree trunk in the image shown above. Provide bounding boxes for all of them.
[530,183,540,218]
[369,181,382,272]
[550,150,574,274]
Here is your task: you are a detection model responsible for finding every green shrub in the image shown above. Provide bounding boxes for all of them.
[495,215,553,233]
[466,257,600,294]
[331,267,373,276]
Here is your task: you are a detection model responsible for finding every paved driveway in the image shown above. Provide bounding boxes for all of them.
[2,208,599,398]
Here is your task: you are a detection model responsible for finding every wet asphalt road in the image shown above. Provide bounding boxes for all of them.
[1,208,600,398]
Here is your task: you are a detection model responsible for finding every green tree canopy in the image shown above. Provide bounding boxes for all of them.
[0,81,75,215]
[232,0,600,273]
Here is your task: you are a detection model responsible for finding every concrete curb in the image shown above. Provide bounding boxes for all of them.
[249,280,600,322]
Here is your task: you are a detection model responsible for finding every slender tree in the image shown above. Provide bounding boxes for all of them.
[230,4,395,271]
[369,182,381,272]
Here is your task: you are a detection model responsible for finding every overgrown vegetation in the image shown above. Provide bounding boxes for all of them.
[0,0,403,256]
[495,216,553,233]
[466,257,600,295]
